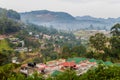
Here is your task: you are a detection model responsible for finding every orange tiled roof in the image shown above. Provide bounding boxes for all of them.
[61,62,76,67]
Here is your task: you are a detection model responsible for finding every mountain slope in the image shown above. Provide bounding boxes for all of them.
[0,8,21,34]
[21,10,75,23]
[0,8,20,20]
[20,10,120,31]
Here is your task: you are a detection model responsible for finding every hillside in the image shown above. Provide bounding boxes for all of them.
[20,10,120,31]
[21,10,75,22]
[0,8,21,34]
[0,39,12,52]
[0,8,20,20]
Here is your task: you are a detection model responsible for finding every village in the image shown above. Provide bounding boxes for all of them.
[19,58,97,77]
[0,29,115,78]
[15,56,114,78]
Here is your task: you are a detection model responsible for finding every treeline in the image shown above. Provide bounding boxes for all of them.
[0,17,21,34]
[85,23,120,62]
[27,23,120,63]
[27,24,58,35]
[0,8,21,34]
[55,23,120,62]
[0,8,20,20]
[26,23,75,39]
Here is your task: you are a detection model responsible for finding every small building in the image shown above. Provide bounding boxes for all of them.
[29,32,33,35]
[35,35,39,39]
[60,62,77,69]
[12,57,18,63]
[36,63,46,74]
[15,47,28,52]
[12,57,20,64]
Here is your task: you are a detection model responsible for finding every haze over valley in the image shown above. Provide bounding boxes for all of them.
[20,10,120,31]
[0,0,120,80]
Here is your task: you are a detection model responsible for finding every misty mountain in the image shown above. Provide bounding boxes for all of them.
[20,10,120,31]
[21,10,75,22]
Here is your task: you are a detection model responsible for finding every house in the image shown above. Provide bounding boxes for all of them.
[46,59,65,66]
[43,34,51,40]
[20,64,36,76]
[35,35,39,39]
[36,63,46,74]
[60,62,77,69]
[9,37,19,44]
[15,47,28,52]
[29,32,33,35]
[20,64,28,75]
[12,57,20,64]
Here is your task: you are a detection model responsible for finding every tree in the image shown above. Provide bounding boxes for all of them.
[7,9,21,20]
[0,53,7,66]
[89,33,108,51]
[71,45,86,56]
[111,23,120,36]
[0,17,21,34]
[53,69,79,80]
[0,63,21,80]
[61,46,70,58]
[79,65,120,80]
[110,36,120,59]
[110,36,120,50]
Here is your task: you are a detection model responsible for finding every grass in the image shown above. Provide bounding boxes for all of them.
[0,39,12,52]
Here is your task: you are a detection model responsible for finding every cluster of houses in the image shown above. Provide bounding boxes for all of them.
[20,58,97,77]
[29,32,65,40]
[9,37,29,52]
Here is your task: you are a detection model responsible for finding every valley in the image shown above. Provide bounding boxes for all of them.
[0,7,120,80]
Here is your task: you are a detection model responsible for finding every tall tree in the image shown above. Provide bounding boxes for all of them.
[0,17,21,34]
[111,23,120,36]
[89,33,108,51]
[110,36,120,59]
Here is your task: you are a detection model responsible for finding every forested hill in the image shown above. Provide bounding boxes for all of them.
[0,8,20,20]
[21,10,120,30]
[21,10,75,22]
[0,8,21,34]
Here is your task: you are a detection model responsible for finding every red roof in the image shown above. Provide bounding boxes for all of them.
[61,62,76,67]
[80,63,87,67]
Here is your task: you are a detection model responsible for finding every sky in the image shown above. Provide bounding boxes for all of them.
[0,0,120,18]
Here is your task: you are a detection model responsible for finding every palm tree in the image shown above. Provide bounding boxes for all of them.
[111,23,120,36]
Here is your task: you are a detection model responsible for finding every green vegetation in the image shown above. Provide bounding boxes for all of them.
[0,8,21,34]
[0,63,21,80]
[61,45,86,59]
[0,8,20,20]
[80,64,120,80]
[6,9,20,20]
[0,39,18,66]
[0,17,21,34]
[1,64,120,80]
[27,24,58,35]
[89,33,108,51]
[0,39,12,52]
[111,23,120,36]
[0,8,120,80]
[84,23,120,62]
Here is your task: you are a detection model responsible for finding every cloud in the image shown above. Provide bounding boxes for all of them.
[0,0,120,18]
[61,0,120,4]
